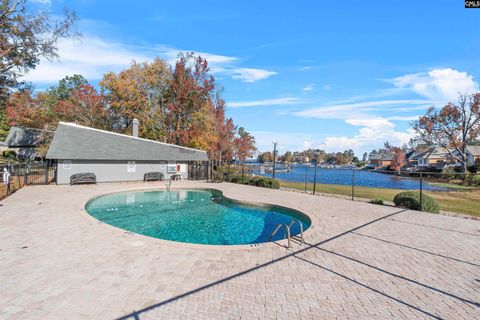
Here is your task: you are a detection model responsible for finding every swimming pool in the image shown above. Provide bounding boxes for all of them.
[85,189,311,245]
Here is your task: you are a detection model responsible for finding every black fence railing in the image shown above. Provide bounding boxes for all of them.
[188,161,211,181]
[223,163,479,216]
[0,162,57,199]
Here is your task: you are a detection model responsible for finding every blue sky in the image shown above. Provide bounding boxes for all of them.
[27,0,480,155]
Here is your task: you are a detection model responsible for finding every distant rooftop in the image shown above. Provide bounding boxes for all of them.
[3,127,43,148]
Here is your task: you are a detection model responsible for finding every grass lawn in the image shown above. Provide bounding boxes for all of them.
[279,180,480,217]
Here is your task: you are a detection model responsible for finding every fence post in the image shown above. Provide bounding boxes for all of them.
[351,168,355,201]
[45,163,49,184]
[304,166,308,194]
[7,169,10,195]
[23,164,28,186]
[313,160,318,195]
[241,164,245,184]
[419,173,423,211]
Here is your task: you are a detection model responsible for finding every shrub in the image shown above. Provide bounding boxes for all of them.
[228,175,279,189]
[370,198,384,205]
[471,175,480,186]
[2,150,16,159]
[256,178,268,188]
[468,165,480,174]
[229,175,242,183]
[268,179,280,189]
[393,191,440,213]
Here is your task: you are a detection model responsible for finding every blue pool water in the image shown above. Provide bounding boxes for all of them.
[85,189,310,245]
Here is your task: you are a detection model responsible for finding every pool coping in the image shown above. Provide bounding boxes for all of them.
[81,185,315,250]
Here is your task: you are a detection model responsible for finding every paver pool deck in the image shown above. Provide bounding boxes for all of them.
[0,181,479,319]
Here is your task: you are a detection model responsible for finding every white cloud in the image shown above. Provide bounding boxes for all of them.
[302,84,315,93]
[323,85,332,91]
[23,37,151,83]
[227,97,300,108]
[320,117,414,154]
[299,66,312,71]
[230,68,277,82]
[31,0,51,4]
[390,68,479,101]
[294,99,435,120]
[23,36,276,84]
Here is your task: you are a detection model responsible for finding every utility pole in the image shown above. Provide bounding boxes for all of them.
[272,142,277,179]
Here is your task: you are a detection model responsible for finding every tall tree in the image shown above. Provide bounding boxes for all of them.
[234,127,256,162]
[283,151,293,163]
[258,152,273,163]
[164,53,216,147]
[343,149,355,163]
[209,90,235,162]
[57,84,108,129]
[0,0,79,106]
[413,93,480,173]
[48,74,88,100]
[100,58,171,139]
[5,89,48,128]
[6,80,107,131]
[385,144,405,173]
[0,0,79,139]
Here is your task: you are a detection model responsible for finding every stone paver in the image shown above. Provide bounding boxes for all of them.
[0,181,479,319]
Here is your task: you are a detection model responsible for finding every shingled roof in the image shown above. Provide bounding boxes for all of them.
[4,127,43,147]
[46,122,208,161]
[467,145,480,156]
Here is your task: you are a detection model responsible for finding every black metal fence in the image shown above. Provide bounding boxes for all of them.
[0,162,57,199]
[224,163,480,215]
[188,161,211,181]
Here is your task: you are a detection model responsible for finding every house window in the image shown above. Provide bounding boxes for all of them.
[127,161,136,173]
[63,160,72,170]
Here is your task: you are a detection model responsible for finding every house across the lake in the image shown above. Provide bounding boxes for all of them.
[464,145,480,166]
[46,121,208,184]
[405,145,480,170]
[367,154,394,169]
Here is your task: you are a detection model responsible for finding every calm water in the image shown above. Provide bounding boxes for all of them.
[258,165,447,191]
[85,189,310,245]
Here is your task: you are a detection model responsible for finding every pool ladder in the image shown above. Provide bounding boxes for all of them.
[270,219,304,248]
[165,179,172,192]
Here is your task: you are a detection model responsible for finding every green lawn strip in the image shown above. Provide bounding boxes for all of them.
[279,180,480,217]
[426,190,480,217]
[427,182,477,190]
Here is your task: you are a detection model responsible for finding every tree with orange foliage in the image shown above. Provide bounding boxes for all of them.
[413,93,480,173]
[6,90,50,129]
[100,58,170,140]
[164,53,216,147]
[234,127,256,162]
[386,145,406,173]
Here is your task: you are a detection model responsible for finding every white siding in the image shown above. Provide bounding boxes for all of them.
[57,160,189,184]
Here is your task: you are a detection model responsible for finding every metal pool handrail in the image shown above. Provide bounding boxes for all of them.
[270,224,291,248]
[165,179,172,192]
[287,219,304,245]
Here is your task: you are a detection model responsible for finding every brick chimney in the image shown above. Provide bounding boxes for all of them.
[132,118,139,137]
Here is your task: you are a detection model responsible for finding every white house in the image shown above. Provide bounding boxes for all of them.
[46,121,209,184]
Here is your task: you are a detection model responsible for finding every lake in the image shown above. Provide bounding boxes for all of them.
[256,165,447,191]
